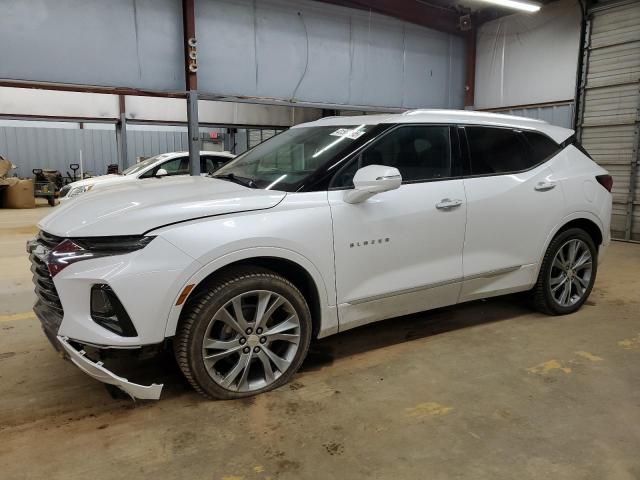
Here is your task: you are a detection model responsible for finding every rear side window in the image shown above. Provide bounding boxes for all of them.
[465,127,532,175]
[522,131,560,163]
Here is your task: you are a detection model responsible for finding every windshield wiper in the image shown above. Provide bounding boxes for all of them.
[212,173,257,189]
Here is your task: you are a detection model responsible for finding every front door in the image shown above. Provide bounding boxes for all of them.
[328,125,467,331]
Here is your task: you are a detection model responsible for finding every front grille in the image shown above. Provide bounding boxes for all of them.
[29,231,65,336]
[38,230,65,249]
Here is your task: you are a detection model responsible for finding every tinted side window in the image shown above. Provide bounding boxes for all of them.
[160,157,189,175]
[140,156,189,178]
[360,126,451,182]
[523,131,560,163]
[201,156,229,174]
[466,127,532,175]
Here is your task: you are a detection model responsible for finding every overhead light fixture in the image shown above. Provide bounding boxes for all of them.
[479,0,541,13]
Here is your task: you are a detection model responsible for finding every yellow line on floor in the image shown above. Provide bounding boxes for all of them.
[0,311,36,323]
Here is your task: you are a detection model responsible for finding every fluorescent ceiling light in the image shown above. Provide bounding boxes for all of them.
[479,0,541,12]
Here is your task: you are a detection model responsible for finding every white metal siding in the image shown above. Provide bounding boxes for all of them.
[578,1,640,240]
[247,129,280,149]
[0,127,190,178]
[484,103,575,129]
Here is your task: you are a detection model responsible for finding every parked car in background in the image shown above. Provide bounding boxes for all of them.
[29,110,611,401]
[58,151,235,202]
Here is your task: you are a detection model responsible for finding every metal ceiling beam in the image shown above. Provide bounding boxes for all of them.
[314,0,464,36]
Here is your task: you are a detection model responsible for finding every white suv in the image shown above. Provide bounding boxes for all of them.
[58,150,235,202]
[28,110,612,400]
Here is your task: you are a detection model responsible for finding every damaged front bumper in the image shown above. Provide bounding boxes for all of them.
[56,336,163,400]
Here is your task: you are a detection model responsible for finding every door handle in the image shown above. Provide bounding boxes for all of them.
[535,181,556,191]
[436,198,463,210]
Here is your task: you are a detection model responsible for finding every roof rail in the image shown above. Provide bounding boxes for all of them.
[402,108,547,124]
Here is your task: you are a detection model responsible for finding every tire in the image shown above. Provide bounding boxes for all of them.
[174,266,312,399]
[530,228,597,315]
[48,197,56,206]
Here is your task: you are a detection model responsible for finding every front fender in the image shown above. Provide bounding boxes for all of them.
[163,247,338,339]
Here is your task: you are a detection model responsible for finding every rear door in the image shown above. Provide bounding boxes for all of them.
[460,126,564,301]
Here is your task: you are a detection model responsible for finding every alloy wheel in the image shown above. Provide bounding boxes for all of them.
[548,238,593,307]
[201,290,301,392]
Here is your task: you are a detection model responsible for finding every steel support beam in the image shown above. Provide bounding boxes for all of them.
[115,95,129,170]
[182,0,200,175]
[464,29,476,108]
[187,90,201,175]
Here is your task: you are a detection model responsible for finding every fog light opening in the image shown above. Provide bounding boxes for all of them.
[90,284,138,337]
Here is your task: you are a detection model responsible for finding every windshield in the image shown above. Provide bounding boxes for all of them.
[213,125,374,191]
[122,154,172,176]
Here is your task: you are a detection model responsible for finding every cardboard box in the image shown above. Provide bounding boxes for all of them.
[1,178,35,209]
[0,156,13,178]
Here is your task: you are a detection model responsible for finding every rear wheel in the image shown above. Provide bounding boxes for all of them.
[174,267,312,399]
[530,228,597,315]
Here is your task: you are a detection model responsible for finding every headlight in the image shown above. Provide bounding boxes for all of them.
[46,235,155,277]
[67,184,94,198]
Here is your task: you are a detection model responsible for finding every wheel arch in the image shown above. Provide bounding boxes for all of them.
[552,215,604,249]
[164,248,336,340]
[535,212,605,280]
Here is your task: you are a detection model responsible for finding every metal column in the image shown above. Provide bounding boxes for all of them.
[115,95,129,170]
[464,29,476,109]
[183,0,200,176]
[187,90,200,175]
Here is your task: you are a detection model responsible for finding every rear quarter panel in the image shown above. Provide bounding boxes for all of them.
[543,145,612,262]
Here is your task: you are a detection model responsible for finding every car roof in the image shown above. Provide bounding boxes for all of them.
[158,150,235,159]
[293,109,573,143]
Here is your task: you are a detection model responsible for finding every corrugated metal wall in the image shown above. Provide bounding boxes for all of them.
[247,129,282,149]
[0,126,117,178]
[0,127,191,178]
[485,103,575,129]
[0,125,291,177]
[127,130,189,166]
[577,0,640,240]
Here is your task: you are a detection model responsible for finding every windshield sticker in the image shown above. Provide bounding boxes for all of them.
[330,128,366,140]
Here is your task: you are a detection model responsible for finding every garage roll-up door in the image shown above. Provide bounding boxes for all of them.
[577,0,640,240]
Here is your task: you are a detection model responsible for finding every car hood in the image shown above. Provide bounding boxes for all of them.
[40,176,286,237]
[66,175,126,189]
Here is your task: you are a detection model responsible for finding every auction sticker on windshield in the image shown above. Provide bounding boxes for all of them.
[330,128,367,140]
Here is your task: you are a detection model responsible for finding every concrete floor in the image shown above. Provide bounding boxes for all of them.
[1,204,639,480]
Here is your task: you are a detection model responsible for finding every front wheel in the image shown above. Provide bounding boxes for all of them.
[530,228,597,315]
[174,267,312,399]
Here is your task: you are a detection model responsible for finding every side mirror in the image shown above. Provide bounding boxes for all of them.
[155,168,168,177]
[344,165,402,204]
